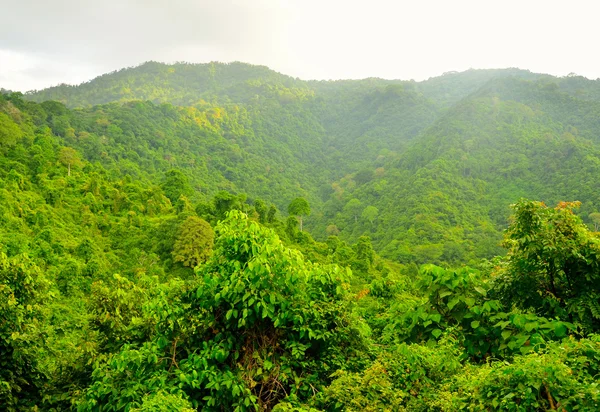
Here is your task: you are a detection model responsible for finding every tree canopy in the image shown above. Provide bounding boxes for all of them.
[288,197,311,231]
[3,64,600,410]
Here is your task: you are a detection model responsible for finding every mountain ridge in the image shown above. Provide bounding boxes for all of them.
[13,62,600,264]
[24,61,561,107]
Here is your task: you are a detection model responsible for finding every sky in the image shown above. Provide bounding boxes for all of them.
[1,0,599,91]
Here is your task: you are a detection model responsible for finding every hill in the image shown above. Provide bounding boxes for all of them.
[21,63,600,263]
[3,64,600,410]
[318,78,600,263]
[26,61,308,107]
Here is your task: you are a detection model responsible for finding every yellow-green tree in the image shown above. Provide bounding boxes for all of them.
[0,112,23,149]
[589,212,600,231]
[58,147,83,176]
[172,216,214,267]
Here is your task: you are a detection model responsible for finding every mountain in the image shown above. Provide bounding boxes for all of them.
[26,61,307,107]
[21,63,600,264]
[4,63,600,411]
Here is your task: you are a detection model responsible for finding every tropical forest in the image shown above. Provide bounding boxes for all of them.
[1,61,600,411]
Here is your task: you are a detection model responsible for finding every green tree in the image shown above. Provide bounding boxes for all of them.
[0,253,48,410]
[352,236,375,274]
[589,212,600,231]
[213,191,244,221]
[177,211,363,409]
[494,200,600,331]
[58,147,83,177]
[131,391,195,412]
[361,205,379,225]
[343,198,363,224]
[355,236,375,265]
[0,112,23,149]
[266,205,277,223]
[288,197,310,231]
[253,199,267,223]
[161,169,192,205]
[172,216,215,267]
[354,169,373,185]
[326,224,340,236]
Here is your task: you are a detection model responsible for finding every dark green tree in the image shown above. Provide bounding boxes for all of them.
[213,191,244,221]
[0,253,48,410]
[253,199,267,223]
[161,169,192,205]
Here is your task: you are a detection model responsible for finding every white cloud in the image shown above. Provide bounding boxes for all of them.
[1,0,599,91]
[0,49,101,91]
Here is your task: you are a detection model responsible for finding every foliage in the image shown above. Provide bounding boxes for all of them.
[288,197,311,217]
[172,216,214,267]
[130,391,195,412]
[79,342,181,411]
[57,146,82,176]
[88,274,153,352]
[323,337,463,411]
[21,65,600,264]
[288,197,311,231]
[3,65,600,410]
[323,361,405,411]
[451,335,600,410]
[383,265,575,361]
[0,253,48,410]
[174,211,366,410]
[494,200,600,331]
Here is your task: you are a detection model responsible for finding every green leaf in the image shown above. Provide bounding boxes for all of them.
[524,322,538,332]
[515,334,530,347]
[471,320,480,329]
[439,290,453,298]
[474,286,487,296]
[431,328,442,338]
[554,323,567,337]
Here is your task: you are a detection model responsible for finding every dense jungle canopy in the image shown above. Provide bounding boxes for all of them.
[1,62,599,410]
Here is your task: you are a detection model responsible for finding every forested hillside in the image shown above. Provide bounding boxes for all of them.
[2,63,600,410]
[325,81,600,264]
[26,62,600,263]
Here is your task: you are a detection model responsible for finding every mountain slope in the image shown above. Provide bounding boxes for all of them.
[316,76,600,263]
[21,63,600,264]
[26,61,308,107]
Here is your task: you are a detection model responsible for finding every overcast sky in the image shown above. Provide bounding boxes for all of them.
[1,0,599,91]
